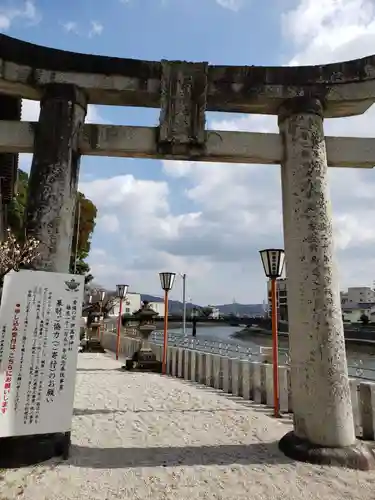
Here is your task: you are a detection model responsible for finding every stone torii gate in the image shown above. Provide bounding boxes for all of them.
[1,34,375,469]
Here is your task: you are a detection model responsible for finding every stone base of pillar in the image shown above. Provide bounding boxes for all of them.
[0,431,71,468]
[279,431,375,471]
[79,338,106,353]
[123,348,162,373]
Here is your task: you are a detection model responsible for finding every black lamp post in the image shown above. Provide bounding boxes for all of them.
[191,307,198,337]
[115,284,128,360]
[259,248,285,417]
[159,272,176,374]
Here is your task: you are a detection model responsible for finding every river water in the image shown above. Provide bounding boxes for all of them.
[166,325,375,382]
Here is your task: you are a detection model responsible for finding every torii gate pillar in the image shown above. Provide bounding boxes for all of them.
[278,96,373,469]
[25,83,87,273]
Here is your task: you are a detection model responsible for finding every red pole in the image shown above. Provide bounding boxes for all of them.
[116,297,123,360]
[271,278,280,417]
[162,289,169,375]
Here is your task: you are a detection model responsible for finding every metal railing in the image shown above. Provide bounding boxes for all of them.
[149,330,289,363]
[149,331,375,382]
[103,322,375,381]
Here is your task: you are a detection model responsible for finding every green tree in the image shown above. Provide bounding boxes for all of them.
[7,169,28,241]
[69,192,97,283]
[7,169,97,283]
[360,313,370,325]
[200,306,213,318]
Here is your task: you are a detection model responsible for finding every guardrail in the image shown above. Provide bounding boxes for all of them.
[103,322,375,381]
[101,329,375,441]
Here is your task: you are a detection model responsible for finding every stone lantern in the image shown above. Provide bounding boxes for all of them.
[123,301,161,372]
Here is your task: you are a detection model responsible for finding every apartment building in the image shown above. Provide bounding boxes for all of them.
[267,278,288,321]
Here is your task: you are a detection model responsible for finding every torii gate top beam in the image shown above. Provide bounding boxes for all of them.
[0,34,375,117]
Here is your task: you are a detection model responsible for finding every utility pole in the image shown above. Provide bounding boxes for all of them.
[181,273,187,336]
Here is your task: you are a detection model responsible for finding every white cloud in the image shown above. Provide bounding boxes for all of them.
[11,0,375,304]
[215,0,244,11]
[79,175,171,241]
[61,20,104,38]
[84,0,375,303]
[97,215,120,233]
[158,0,247,11]
[0,0,40,30]
[284,0,375,64]
[21,99,104,124]
[88,21,103,37]
[62,21,79,34]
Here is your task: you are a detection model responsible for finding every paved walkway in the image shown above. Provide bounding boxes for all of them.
[1,353,375,500]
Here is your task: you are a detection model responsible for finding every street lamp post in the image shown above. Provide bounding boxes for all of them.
[99,289,106,341]
[191,307,198,337]
[115,284,129,361]
[259,248,285,418]
[180,273,187,336]
[159,272,176,375]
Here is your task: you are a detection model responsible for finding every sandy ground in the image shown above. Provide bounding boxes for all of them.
[1,352,375,500]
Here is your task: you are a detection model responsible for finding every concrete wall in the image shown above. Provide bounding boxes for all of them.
[101,330,375,441]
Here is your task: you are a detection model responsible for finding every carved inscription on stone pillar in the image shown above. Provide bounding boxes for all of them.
[25,83,87,273]
[278,96,355,448]
[158,60,208,157]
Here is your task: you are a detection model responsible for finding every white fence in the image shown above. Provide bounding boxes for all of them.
[101,330,375,441]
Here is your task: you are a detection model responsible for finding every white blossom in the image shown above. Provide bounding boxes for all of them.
[0,229,41,278]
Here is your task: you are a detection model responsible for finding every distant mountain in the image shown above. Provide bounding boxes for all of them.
[141,294,264,316]
[140,294,164,303]
[215,303,265,316]
[141,294,200,314]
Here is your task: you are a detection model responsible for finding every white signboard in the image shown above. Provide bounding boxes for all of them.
[0,270,84,437]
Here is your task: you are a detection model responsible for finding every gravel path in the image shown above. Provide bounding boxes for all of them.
[1,353,375,500]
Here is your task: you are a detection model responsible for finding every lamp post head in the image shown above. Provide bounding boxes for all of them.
[99,289,106,301]
[116,284,128,299]
[159,272,176,292]
[259,249,285,279]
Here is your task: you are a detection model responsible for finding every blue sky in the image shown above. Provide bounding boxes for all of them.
[3,0,375,304]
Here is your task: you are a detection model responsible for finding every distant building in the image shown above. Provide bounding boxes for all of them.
[266,283,375,324]
[340,286,375,322]
[340,287,375,307]
[208,306,220,320]
[148,301,164,318]
[109,292,142,317]
[109,295,167,319]
[267,278,288,322]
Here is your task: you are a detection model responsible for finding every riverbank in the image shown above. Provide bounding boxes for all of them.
[154,321,219,329]
[232,328,375,355]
